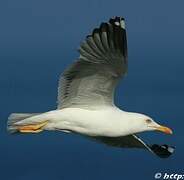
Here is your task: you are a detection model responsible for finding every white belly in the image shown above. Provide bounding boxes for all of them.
[44,107,133,137]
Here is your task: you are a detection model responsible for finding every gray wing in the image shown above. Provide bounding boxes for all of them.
[92,135,175,158]
[57,17,128,109]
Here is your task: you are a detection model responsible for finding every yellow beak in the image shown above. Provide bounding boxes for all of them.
[154,125,173,134]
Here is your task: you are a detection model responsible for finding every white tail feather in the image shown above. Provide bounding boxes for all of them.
[7,113,41,133]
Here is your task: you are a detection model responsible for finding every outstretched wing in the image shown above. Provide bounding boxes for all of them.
[57,17,128,109]
[92,135,175,158]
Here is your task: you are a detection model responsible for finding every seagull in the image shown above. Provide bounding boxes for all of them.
[7,17,174,158]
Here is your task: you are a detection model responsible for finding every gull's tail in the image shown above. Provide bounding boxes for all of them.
[7,113,48,134]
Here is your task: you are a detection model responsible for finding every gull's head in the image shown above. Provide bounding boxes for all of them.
[129,113,173,135]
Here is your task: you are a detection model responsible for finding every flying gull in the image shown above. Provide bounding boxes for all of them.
[7,17,174,158]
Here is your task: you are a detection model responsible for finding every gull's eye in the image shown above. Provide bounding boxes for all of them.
[146,119,152,123]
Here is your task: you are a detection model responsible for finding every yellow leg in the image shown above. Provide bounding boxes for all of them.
[17,121,48,133]
[19,129,43,133]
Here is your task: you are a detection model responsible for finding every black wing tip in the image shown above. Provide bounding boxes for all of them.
[90,16,126,39]
[87,16,126,38]
[92,28,100,36]
[82,16,127,67]
[150,144,175,158]
[100,22,109,32]
[109,16,126,29]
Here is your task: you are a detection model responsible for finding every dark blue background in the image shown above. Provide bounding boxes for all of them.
[0,0,183,179]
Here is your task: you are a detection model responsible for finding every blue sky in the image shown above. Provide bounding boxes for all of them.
[0,0,183,179]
